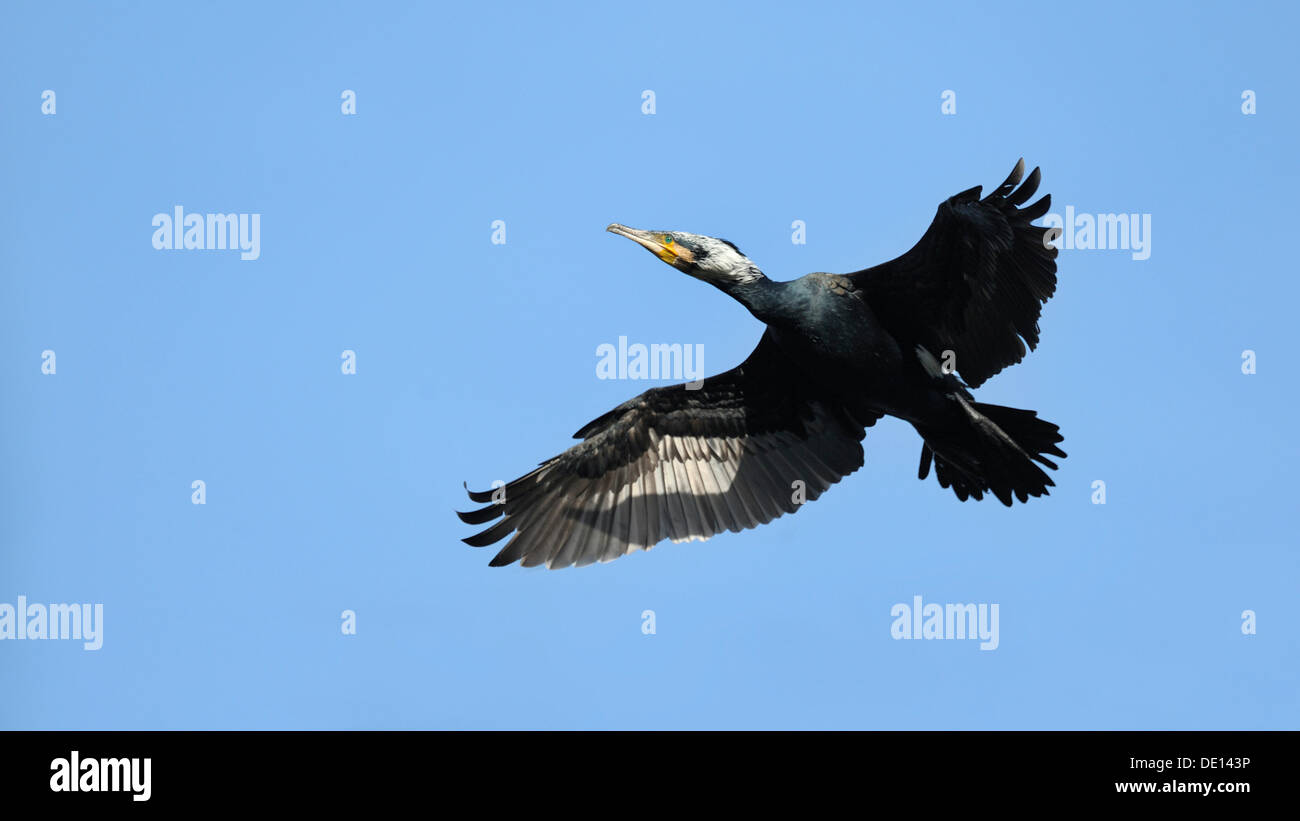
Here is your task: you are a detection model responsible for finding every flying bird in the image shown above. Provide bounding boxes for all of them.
[459,159,1065,569]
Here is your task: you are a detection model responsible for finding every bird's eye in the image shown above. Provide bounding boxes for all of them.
[663,235,674,245]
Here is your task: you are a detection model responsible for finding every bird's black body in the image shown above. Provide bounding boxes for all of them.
[744,274,916,421]
[459,160,1066,569]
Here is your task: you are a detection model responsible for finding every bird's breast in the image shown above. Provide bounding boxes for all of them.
[770,293,904,393]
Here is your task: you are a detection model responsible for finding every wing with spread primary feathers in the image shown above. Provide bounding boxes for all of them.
[458,331,876,569]
[848,159,1058,388]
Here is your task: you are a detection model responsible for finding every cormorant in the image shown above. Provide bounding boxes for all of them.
[459,159,1065,569]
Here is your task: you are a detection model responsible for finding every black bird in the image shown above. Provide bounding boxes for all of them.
[459,159,1065,569]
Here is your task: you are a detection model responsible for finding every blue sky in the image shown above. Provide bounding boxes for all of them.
[2,1,1296,729]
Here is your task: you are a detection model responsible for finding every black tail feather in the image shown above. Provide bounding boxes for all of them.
[917,401,1065,506]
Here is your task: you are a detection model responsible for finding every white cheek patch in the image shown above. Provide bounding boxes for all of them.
[688,235,765,285]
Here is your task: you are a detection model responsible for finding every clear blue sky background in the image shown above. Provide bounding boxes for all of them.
[2,1,1296,729]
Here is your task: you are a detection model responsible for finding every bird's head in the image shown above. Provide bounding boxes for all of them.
[606,224,764,288]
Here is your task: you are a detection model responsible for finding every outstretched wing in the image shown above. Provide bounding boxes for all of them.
[848,159,1057,388]
[458,331,875,569]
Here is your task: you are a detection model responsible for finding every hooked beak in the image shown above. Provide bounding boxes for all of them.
[606,223,694,268]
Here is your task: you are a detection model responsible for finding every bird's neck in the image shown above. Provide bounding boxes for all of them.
[717,272,787,324]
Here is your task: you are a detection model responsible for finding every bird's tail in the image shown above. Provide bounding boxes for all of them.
[916,400,1066,505]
